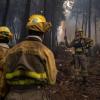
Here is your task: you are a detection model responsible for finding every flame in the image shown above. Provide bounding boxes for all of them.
[57,21,66,42]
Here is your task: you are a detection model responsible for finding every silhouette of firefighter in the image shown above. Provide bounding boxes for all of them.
[69,29,93,83]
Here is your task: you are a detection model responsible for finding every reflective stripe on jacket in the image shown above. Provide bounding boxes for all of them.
[6,70,47,79]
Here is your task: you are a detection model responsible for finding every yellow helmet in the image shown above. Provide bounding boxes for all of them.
[27,14,52,33]
[0,26,13,40]
[75,29,83,37]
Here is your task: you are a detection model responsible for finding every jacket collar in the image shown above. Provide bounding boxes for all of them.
[25,35,42,42]
[0,43,9,48]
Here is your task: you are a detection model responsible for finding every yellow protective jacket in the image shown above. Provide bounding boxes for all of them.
[70,37,93,54]
[0,43,9,97]
[4,36,57,85]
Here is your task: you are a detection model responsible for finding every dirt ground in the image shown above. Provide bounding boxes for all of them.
[46,53,100,100]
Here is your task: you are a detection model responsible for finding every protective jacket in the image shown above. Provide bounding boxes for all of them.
[4,36,57,86]
[0,43,9,97]
[70,37,93,54]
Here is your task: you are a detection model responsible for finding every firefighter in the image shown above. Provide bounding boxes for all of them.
[0,26,13,99]
[70,29,93,84]
[4,14,57,100]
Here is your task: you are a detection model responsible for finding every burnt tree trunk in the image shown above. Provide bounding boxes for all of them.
[20,0,31,40]
[82,13,85,30]
[84,14,88,36]
[75,12,78,32]
[88,0,92,38]
[43,0,56,49]
[94,14,97,43]
[2,0,10,25]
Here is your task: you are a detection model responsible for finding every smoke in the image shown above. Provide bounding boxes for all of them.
[57,0,100,44]
[62,0,75,42]
[63,0,74,18]
[57,0,75,43]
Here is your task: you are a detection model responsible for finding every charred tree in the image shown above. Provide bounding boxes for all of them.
[84,14,88,36]
[75,12,78,32]
[2,0,10,25]
[82,13,85,31]
[94,14,97,43]
[43,0,57,49]
[64,29,68,47]
[88,0,92,38]
[20,0,31,40]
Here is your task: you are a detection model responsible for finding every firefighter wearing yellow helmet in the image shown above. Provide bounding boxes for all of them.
[0,26,13,99]
[75,29,83,37]
[27,14,52,32]
[0,26,13,40]
[4,14,57,100]
[70,29,93,84]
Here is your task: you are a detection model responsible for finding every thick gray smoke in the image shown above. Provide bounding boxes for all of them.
[57,0,100,44]
[57,0,75,43]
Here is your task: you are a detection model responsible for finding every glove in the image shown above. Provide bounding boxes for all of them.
[0,96,4,100]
